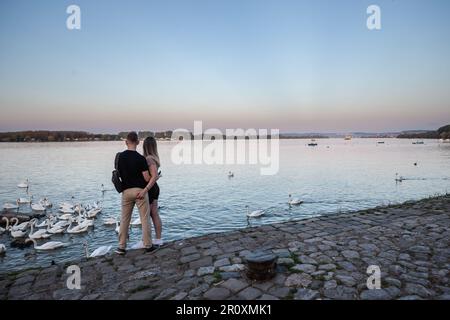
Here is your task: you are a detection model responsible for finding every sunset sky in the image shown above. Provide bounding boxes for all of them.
[0,0,449,133]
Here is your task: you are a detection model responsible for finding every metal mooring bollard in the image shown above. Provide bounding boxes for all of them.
[245,251,278,281]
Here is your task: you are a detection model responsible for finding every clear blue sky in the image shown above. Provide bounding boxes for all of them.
[0,0,449,133]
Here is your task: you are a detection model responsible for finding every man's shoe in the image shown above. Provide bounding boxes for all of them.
[145,245,158,253]
[115,248,126,255]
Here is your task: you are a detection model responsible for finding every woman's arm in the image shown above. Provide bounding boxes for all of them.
[137,163,158,199]
[145,164,158,191]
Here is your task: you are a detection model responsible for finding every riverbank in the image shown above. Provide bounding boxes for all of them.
[1,195,449,300]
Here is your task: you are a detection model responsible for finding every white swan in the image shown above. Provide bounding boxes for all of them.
[59,197,75,209]
[59,202,74,209]
[130,217,141,226]
[76,214,94,228]
[10,217,33,232]
[11,228,27,238]
[131,241,145,249]
[39,198,52,208]
[245,206,265,218]
[288,194,304,206]
[17,196,32,204]
[46,223,66,234]
[66,218,89,234]
[31,202,46,212]
[35,216,54,228]
[84,242,111,258]
[29,221,51,239]
[25,238,68,251]
[17,179,29,188]
[0,244,5,254]
[59,207,75,214]
[86,207,102,218]
[51,219,71,228]
[58,213,74,220]
[103,217,117,226]
[74,204,84,215]
[3,202,19,211]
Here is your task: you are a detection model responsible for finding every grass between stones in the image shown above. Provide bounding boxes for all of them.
[290,253,300,264]
[212,271,222,284]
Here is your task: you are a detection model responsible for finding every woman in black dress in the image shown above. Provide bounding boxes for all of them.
[142,136,163,246]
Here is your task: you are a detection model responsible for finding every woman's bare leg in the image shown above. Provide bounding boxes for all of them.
[150,200,162,240]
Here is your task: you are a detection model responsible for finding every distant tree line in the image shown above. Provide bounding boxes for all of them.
[0,130,176,142]
[397,124,450,139]
[118,131,174,140]
[0,131,120,142]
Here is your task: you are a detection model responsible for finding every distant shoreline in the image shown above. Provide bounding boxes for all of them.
[0,125,448,142]
[0,136,446,143]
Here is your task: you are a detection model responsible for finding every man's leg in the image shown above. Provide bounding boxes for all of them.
[136,191,152,248]
[119,188,135,250]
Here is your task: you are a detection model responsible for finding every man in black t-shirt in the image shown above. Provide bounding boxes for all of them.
[115,132,157,254]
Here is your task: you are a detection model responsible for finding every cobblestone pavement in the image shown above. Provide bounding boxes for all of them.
[1,195,449,300]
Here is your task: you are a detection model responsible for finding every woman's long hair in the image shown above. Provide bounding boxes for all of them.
[143,136,160,167]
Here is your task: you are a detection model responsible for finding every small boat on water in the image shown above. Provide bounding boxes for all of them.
[412,141,424,145]
[344,135,352,141]
[377,141,385,144]
[308,139,318,147]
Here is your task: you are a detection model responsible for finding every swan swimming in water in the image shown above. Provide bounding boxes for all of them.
[130,218,141,226]
[35,216,54,228]
[25,238,68,251]
[103,217,117,225]
[288,194,304,206]
[84,241,111,258]
[51,219,71,228]
[10,228,27,238]
[29,221,51,239]
[39,198,53,208]
[46,223,66,234]
[17,196,32,204]
[58,213,74,220]
[245,205,265,218]
[17,179,29,188]
[10,217,33,232]
[0,217,9,234]
[66,218,89,234]
[76,214,94,228]
[3,202,19,211]
[31,202,46,212]
[86,207,102,218]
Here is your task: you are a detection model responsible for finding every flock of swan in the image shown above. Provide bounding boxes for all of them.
[0,180,118,258]
[0,201,113,257]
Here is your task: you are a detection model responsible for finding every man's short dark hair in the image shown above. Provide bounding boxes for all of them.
[126,131,139,143]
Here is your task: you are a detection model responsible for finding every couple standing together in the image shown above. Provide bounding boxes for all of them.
[115,131,162,255]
